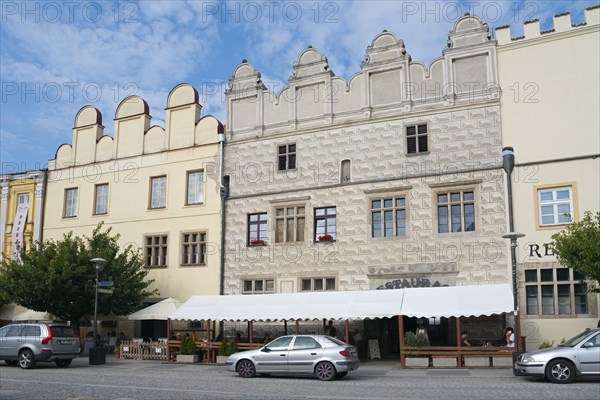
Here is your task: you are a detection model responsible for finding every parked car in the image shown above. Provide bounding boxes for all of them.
[515,328,600,383]
[0,322,80,369]
[226,334,359,381]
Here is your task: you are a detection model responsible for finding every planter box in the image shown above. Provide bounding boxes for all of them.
[433,357,457,367]
[464,357,489,367]
[177,354,198,363]
[405,357,429,367]
[492,357,513,367]
[216,355,229,364]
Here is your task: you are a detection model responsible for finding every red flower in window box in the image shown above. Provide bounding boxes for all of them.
[250,239,266,245]
[317,234,334,242]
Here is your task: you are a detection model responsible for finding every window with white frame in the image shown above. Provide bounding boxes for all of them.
[144,235,168,268]
[537,186,573,227]
[248,213,267,245]
[278,144,296,171]
[186,170,204,205]
[94,183,109,215]
[437,190,475,233]
[149,176,167,209]
[181,232,207,266]
[406,124,428,154]
[64,188,78,218]
[242,279,274,294]
[17,193,30,205]
[275,206,305,242]
[301,277,336,292]
[524,266,588,316]
[371,197,406,238]
[314,207,336,241]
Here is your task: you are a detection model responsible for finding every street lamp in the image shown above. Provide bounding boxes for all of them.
[90,257,106,349]
[501,147,525,352]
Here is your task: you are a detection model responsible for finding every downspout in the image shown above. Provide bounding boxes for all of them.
[218,130,227,336]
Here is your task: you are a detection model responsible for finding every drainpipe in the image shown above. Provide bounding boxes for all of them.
[218,131,228,335]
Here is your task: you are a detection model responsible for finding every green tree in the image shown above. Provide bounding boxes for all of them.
[0,223,157,333]
[551,211,600,292]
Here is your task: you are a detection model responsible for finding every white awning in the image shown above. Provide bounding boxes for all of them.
[128,297,182,320]
[169,284,513,322]
[11,309,53,322]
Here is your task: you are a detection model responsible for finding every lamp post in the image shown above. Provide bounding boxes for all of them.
[501,147,525,352]
[90,258,106,349]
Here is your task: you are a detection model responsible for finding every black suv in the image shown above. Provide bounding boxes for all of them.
[0,323,80,369]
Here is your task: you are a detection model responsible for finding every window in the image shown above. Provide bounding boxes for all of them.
[278,144,296,171]
[292,336,321,350]
[17,193,30,205]
[94,184,109,215]
[437,190,475,233]
[275,206,304,242]
[181,232,207,266]
[371,197,406,238]
[524,266,588,316]
[537,186,573,227]
[406,124,428,154]
[145,235,168,267]
[314,207,336,241]
[248,213,267,244]
[265,336,293,351]
[186,171,204,205]
[64,188,78,218]
[301,277,336,291]
[242,279,274,294]
[340,160,351,183]
[150,176,167,209]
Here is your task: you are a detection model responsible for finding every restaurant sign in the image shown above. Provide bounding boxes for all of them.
[375,278,451,290]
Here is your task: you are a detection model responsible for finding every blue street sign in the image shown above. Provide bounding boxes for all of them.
[98,281,113,287]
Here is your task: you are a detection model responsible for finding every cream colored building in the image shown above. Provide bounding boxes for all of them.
[44,84,224,337]
[222,15,512,351]
[496,6,600,348]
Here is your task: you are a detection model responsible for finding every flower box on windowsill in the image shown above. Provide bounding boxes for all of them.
[249,240,267,246]
[317,235,335,243]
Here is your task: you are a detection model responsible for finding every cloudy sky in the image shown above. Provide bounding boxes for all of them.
[1,0,598,171]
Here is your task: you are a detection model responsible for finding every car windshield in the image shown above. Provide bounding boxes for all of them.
[560,330,594,347]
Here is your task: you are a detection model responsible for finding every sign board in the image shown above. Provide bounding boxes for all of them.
[98,288,113,294]
[98,281,113,287]
[368,339,381,360]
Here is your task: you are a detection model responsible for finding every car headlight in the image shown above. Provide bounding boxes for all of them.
[521,355,535,363]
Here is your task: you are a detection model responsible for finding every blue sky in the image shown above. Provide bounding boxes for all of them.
[1,0,598,172]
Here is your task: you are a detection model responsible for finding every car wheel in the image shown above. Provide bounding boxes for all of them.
[315,361,336,381]
[336,371,348,379]
[18,349,36,369]
[236,359,256,378]
[55,359,72,367]
[545,359,575,384]
[5,360,18,366]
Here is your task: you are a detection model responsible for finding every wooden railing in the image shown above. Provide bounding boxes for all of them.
[119,340,168,361]
[401,345,515,367]
[166,340,263,363]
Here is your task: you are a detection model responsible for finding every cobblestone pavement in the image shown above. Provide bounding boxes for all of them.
[1,356,599,400]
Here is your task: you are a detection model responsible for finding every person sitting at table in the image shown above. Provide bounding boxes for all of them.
[460,331,471,346]
[262,332,271,344]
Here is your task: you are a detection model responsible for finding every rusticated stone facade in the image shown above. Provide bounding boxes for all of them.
[223,15,508,296]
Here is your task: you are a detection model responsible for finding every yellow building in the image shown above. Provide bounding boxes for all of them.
[43,84,224,338]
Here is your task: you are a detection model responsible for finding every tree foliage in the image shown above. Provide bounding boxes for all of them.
[0,223,157,330]
[551,211,600,292]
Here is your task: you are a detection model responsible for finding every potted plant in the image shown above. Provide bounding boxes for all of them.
[404,331,430,367]
[176,336,198,363]
[216,340,237,364]
[249,239,266,246]
[113,345,120,359]
[317,234,334,242]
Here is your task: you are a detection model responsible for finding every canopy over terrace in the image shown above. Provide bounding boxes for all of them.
[169,284,513,322]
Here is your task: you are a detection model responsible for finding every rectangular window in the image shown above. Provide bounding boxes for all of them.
[64,188,78,218]
[17,193,30,205]
[524,266,589,316]
[437,190,475,233]
[538,186,573,226]
[248,213,267,245]
[371,197,406,238]
[275,206,305,242]
[314,207,336,241]
[406,124,428,154]
[181,232,207,266]
[144,235,168,268]
[94,183,109,215]
[242,279,274,294]
[186,171,204,205]
[300,277,336,292]
[278,144,296,171]
[150,176,167,209]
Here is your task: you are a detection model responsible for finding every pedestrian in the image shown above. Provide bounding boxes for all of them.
[460,331,471,346]
[326,320,337,338]
[352,329,363,358]
[505,327,515,347]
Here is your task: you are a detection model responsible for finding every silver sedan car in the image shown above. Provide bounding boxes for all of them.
[226,334,359,381]
[515,328,600,383]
